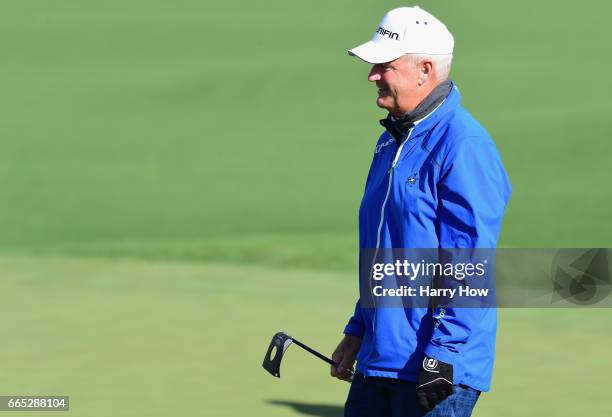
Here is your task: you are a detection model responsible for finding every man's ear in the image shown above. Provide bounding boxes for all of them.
[418,60,434,85]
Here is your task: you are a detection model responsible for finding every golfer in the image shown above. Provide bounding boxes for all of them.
[330,6,512,417]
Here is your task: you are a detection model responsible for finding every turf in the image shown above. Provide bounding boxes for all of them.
[0,0,611,415]
[1,256,610,417]
[1,0,612,255]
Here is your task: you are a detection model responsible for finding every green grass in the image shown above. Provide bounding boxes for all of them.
[1,0,612,256]
[0,0,611,415]
[1,255,611,417]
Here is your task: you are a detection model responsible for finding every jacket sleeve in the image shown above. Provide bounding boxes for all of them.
[424,135,511,365]
[343,299,365,338]
[436,135,511,249]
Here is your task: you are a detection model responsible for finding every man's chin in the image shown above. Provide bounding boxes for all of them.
[376,97,393,111]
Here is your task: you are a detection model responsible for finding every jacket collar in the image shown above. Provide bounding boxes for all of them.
[379,81,461,143]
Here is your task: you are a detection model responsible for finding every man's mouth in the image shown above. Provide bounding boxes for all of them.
[377,86,390,96]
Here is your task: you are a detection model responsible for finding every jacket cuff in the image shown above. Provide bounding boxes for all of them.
[423,344,459,367]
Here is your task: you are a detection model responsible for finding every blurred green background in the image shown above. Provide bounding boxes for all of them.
[1,0,611,416]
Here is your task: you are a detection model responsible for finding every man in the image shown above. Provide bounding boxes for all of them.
[330,6,512,417]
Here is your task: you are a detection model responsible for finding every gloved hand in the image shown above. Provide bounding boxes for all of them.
[416,356,454,410]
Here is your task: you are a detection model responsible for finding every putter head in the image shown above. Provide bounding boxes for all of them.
[262,332,294,377]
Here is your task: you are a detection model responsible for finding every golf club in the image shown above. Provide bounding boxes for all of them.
[262,331,354,380]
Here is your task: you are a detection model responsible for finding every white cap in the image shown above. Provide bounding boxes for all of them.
[348,6,454,64]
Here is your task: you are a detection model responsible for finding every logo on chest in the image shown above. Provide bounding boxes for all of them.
[375,137,395,154]
[406,172,419,187]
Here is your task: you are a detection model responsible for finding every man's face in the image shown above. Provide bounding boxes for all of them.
[368,55,423,117]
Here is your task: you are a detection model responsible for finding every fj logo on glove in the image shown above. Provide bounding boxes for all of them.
[423,358,439,372]
[417,356,454,409]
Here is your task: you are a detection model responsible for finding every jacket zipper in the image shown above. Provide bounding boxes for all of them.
[370,128,414,333]
[375,128,414,249]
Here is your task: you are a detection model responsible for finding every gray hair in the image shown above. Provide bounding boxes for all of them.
[404,54,453,81]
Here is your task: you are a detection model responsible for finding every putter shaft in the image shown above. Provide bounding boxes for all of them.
[291,337,354,375]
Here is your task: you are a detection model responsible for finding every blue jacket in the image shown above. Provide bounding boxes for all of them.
[344,83,511,392]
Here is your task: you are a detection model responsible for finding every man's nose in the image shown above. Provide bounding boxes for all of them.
[368,64,382,82]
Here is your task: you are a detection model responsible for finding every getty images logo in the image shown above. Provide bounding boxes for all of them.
[376,26,399,40]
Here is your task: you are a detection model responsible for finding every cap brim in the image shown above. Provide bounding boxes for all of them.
[348,40,405,64]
